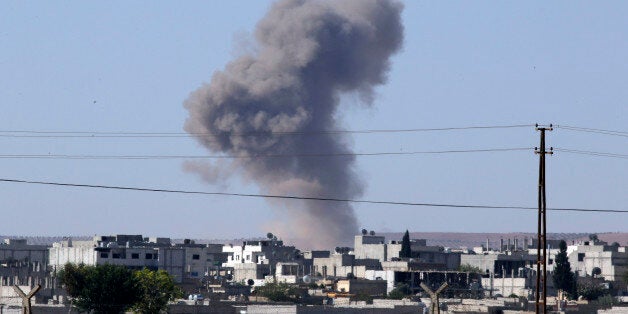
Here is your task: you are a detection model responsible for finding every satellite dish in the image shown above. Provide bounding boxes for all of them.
[303,275,311,284]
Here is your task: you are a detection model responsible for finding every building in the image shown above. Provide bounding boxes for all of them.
[336,278,387,296]
[222,239,302,283]
[567,240,628,282]
[0,239,49,279]
[175,240,228,280]
[48,235,185,282]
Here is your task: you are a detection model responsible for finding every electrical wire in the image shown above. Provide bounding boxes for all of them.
[555,148,628,160]
[0,178,625,213]
[0,147,533,160]
[0,124,534,138]
[556,125,628,138]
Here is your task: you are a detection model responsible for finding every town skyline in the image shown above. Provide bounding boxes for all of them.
[1,1,626,246]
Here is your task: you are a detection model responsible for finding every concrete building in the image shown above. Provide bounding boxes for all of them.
[354,235,387,261]
[222,239,302,283]
[48,235,185,282]
[264,262,300,284]
[461,251,537,276]
[567,240,628,282]
[175,241,227,280]
[0,239,49,279]
[222,239,299,267]
[313,254,380,278]
[354,235,459,270]
[336,278,387,296]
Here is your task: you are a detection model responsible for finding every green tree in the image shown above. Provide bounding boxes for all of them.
[388,283,410,299]
[255,281,299,302]
[553,240,577,298]
[59,263,139,314]
[400,230,411,258]
[458,264,483,273]
[132,268,183,314]
[577,280,608,301]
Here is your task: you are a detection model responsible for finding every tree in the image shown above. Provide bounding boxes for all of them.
[59,263,139,314]
[132,268,183,314]
[400,230,411,258]
[361,229,368,235]
[254,281,299,302]
[458,264,483,274]
[388,283,410,299]
[577,280,608,301]
[553,240,577,299]
[267,232,274,240]
[589,234,599,242]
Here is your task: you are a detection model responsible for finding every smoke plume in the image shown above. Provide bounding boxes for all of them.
[184,0,403,249]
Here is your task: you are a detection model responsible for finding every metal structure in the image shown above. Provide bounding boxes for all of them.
[12,284,41,314]
[534,124,552,313]
[420,282,448,314]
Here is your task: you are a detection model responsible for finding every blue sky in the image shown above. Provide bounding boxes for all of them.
[1,1,626,245]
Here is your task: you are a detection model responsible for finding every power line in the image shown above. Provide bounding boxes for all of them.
[0,124,534,138]
[0,178,625,213]
[555,148,628,160]
[0,147,533,160]
[556,125,628,138]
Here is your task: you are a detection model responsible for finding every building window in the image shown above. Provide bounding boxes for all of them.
[146,253,153,259]
[100,253,109,258]
[192,254,200,260]
[131,253,139,259]
[548,259,553,265]
[578,253,585,262]
[246,255,250,260]
[112,253,121,259]
[191,272,198,277]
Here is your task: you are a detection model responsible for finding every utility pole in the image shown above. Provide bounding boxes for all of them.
[535,124,552,314]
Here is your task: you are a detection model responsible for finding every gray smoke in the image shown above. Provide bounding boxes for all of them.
[184,0,403,249]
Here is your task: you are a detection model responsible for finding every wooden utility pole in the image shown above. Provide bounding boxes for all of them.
[535,124,552,314]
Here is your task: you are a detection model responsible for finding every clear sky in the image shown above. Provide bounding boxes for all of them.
[1,1,626,246]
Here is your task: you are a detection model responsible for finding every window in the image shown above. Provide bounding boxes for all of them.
[191,272,198,277]
[246,255,250,260]
[578,253,585,262]
[131,253,139,259]
[100,253,109,258]
[112,253,121,259]
[548,259,553,265]
[192,254,200,260]
[146,253,153,259]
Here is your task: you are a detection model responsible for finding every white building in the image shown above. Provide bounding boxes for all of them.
[222,239,301,283]
[567,240,628,282]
